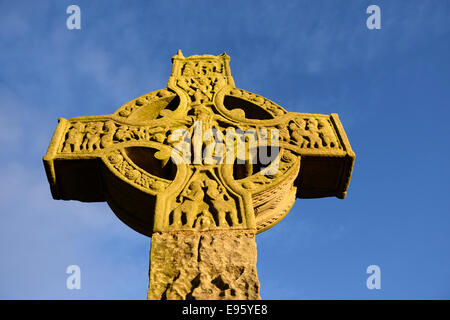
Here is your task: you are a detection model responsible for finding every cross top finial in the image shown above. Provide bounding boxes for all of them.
[170,51,234,94]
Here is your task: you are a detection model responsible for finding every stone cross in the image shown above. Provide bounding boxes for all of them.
[43,51,355,300]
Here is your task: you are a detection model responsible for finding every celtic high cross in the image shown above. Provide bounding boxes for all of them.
[43,51,355,299]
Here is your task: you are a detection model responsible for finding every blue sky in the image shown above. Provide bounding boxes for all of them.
[0,0,449,299]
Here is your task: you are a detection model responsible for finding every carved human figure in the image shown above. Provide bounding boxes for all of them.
[101,121,117,148]
[306,118,322,148]
[289,120,307,148]
[190,104,224,164]
[82,122,103,152]
[202,132,217,165]
[205,180,239,227]
[192,104,217,133]
[172,180,208,228]
[63,122,85,152]
[114,125,133,142]
[277,124,290,143]
[317,118,338,148]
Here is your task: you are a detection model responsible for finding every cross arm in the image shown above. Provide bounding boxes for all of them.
[43,117,107,201]
[43,115,174,202]
[287,113,355,200]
